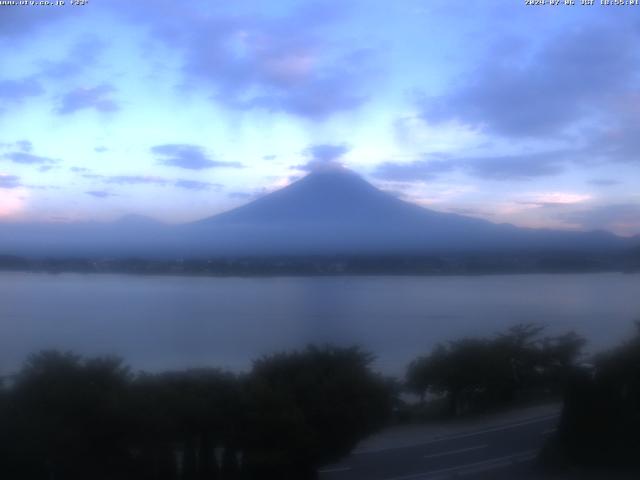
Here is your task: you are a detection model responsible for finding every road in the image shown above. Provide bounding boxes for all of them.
[318,411,559,480]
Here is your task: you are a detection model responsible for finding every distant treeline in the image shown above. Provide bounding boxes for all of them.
[1,324,639,478]
[0,250,638,277]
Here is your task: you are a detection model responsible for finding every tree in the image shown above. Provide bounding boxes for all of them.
[553,323,640,469]
[405,324,586,416]
[3,351,134,480]
[241,345,393,479]
[129,368,241,480]
[0,346,393,480]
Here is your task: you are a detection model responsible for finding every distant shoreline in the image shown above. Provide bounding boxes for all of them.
[1,252,638,278]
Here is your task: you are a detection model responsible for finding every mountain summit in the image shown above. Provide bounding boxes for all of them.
[198,169,434,225]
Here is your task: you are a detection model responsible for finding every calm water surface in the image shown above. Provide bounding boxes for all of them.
[1,272,639,376]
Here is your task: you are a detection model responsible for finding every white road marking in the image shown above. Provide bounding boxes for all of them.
[354,413,559,455]
[423,444,487,460]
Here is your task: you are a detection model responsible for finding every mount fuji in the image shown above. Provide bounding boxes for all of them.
[0,169,633,258]
[179,169,628,256]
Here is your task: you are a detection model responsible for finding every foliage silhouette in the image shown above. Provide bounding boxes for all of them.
[1,351,133,480]
[242,345,392,479]
[548,322,640,471]
[0,346,392,480]
[406,324,586,416]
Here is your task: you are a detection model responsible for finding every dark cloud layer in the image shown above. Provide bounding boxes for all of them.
[174,179,221,191]
[86,190,116,199]
[16,140,33,152]
[83,174,167,186]
[0,175,21,189]
[465,153,565,181]
[4,152,58,165]
[0,140,33,152]
[373,151,566,182]
[57,84,119,114]
[373,159,455,182]
[152,144,243,170]
[0,7,75,39]
[83,172,220,191]
[421,25,640,138]
[0,78,44,108]
[296,143,350,172]
[148,4,372,119]
[40,36,105,80]
[588,178,621,187]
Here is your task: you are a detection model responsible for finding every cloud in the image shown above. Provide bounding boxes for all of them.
[420,24,639,138]
[3,152,59,165]
[307,144,349,163]
[104,176,167,186]
[25,184,60,191]
[94,146,108,153]
[588,178,621,187]
[85,190,116,198]
[152,144,243,170]
[0,140,33,152]
[295,143,350,171]
[373,151,566,182]
[0,6,74,39]
[373,159,455,182]
[464,152,565,181]
[557,204,640,236]
[0,77,44,108]
[83,172,221,191]
[0,175,21,189]
[516,192,592,208]
[70,166,91,173]
[16,140,33,152]
[57,84,119,114]
[174,179,221,191]
[83,174,168,186]
[39,36,105,79]
[582,92,640,165]
[148,3,373,119]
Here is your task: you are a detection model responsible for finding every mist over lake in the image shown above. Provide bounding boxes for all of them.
[1,271,638,376]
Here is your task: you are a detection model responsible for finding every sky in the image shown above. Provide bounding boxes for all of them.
[1,0,639,236]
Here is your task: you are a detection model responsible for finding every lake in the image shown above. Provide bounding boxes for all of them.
[1,272,639,376]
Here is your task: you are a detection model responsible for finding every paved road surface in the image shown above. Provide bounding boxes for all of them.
[319,411,559,480]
